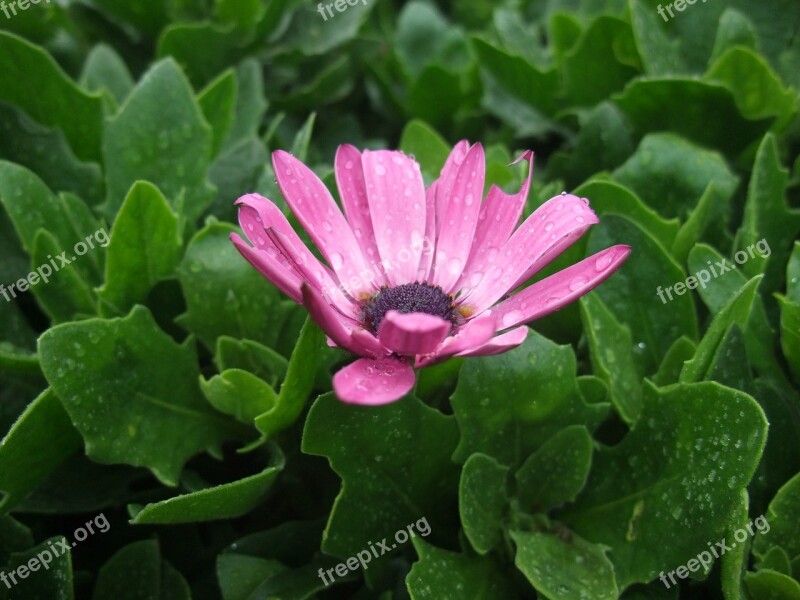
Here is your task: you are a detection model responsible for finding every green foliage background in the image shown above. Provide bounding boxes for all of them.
[0,0,799,598]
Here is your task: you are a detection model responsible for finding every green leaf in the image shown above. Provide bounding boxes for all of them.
[778,298,800,381]
[512,529,618,600]
[198,69,238,158]
[406,540,518,599]
[515,425,593,512]
[736,134,800,297]
[201,369,278,424]
[0,32,104,162]
[79,44,135,106]
[224,59,267,149]
[743,569,800,599]
[720,491,750,600]
[572,179,679,250]
[580,293,642,423]
[754,471,800,562]
[5,536,73,599]
[560,381,767,587]
[705,46,796,126]
[671,182,718,264]
[614,79,772,156]
[652,336,696,386]
[612,133,738,230]
[562,16,640,107]
[0,103,104,206]
[214,336,288,389]
[254,318,324,440]
[130,450,284,524]
[587,214,698,375]
[0,162,104,270]
[102,59,215,220]
[92,540,190,600]
[680,276,761,383]
[97,182,182,316]
[459,453,509,555]
[399,120,451,183]
[451,331,608,467]
[280,2,375,56]
[38,305,242,486]
[0,389,81,514]
[216,554,286,600]
[29,229,98,323]
[302,393,459,558]
[177,220,294,351]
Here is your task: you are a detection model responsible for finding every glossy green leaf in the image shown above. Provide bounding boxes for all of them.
[92,540,189,600]
[130,451,283,524]
[39,306,242,486]
[754,472,800,562]
[177,221,294,351]
[451,331,608,467]
[512,529,618,600]
[102,59,215,219]
[406,540,518,599]
[5,536,73,599]
[459,453,508,555]
[560,381,767,587]
[515,425,593,513]
[580,293,642,422]
[254,318,324,440]
[303,393,459,558]
[97,181,182,316]
[0,32,104,162]
[0,389,81,514]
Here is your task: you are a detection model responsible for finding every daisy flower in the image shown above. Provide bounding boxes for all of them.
[231,141,630,405]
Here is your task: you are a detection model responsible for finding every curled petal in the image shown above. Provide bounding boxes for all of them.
[377,311,451,356]
[230,233,302,303]
[333,357,416,405]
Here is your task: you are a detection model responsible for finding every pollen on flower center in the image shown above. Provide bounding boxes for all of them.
[361,282,459,334]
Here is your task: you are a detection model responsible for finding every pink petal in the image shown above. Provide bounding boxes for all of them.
[236,194,355,311]
[301,284,381,356]
[416,312,497,367]
[273,151,370,296]
[457,151,533,296]
[417,181,438,282]
[266,227,357,319]
[333,357,416,405]
[463,193,599,314]
[362,150,427,285]
[456,326,529,357]
[334,145,387,289]
[230,233,303,303]
[377,310,451,356]
[493,245,632,330]
[431,143,486,292]
[435,140,471,239]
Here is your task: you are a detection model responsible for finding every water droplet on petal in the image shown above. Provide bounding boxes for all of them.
[544,221,555,232]
[447,257,463,275]
[374,164,386,176]
[330,252,344,270]
[569,277,588,291]
[595,254,613,271]
[502,310,522,327]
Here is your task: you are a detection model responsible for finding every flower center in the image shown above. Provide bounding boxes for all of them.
[361,282,459,335]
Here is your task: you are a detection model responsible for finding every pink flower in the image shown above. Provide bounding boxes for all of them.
[231,142,630,405]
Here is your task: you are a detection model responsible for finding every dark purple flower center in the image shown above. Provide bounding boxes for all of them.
[361,282,459,334]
